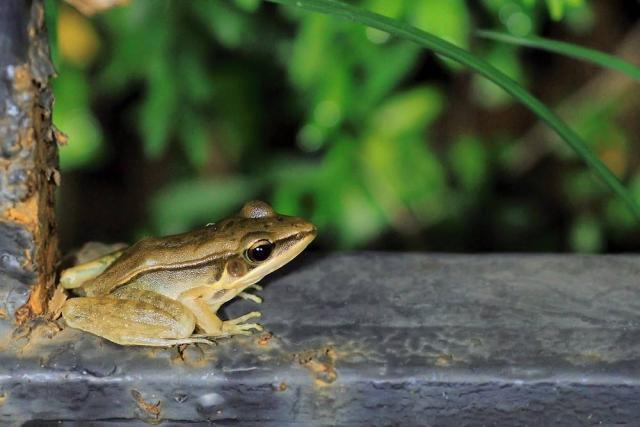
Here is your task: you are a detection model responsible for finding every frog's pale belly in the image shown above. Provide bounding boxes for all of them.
[128,263,224,300]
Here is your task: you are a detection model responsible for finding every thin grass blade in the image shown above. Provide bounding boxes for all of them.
[262,0,640,220]
[477,30,640,81]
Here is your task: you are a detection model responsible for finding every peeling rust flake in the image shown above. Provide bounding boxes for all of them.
[0,0,60,321]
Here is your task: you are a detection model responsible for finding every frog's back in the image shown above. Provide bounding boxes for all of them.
[78,200,310,296]
[81,226,234,296]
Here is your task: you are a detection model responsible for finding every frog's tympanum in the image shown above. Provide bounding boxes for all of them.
[60,201,316,347]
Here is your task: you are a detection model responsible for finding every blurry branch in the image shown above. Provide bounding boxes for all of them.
[263,0,640,220]
[64,0,129,16]
[511,24,640,175]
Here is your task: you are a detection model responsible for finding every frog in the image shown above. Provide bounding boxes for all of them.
[59,200,316,347]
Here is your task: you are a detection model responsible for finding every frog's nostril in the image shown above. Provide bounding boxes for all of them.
[304,222,317,237]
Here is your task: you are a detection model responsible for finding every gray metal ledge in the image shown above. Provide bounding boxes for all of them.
[1,253,640,425]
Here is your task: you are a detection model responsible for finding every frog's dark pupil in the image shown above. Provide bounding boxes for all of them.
[248,243,273,262]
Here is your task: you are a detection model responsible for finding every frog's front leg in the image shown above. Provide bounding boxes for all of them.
[179,287,263,338]
[62,288,212,346]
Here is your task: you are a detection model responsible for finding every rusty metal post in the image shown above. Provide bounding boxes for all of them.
[0,0,59,321]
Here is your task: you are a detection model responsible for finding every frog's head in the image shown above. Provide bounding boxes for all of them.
[217,200,316,289]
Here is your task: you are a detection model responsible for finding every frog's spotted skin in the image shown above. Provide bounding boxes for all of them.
[61,201,316,347]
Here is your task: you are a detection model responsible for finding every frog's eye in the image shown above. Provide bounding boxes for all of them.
[245,240,274,263]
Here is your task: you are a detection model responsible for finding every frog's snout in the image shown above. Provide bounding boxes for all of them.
[295,218,317,239]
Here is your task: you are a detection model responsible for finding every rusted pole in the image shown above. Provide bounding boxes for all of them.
[0,0,59,321]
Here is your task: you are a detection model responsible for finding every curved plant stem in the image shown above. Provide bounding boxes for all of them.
[262,0,640,220]
[477,30,640,81]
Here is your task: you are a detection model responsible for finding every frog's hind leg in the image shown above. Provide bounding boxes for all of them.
[60,249,125,290]
[62,289,210,347]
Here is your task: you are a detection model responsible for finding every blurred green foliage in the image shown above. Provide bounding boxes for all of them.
[51,0,639,252]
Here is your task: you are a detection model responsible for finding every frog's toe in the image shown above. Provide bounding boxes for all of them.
[223,322,263,336]
[238,292,262,304]
[228,311,261,324]
[189,334,219,343]
[239,322,263,332]
[221,311,263,336]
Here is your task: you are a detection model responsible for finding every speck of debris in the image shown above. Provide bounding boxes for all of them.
[435,353,454,367]
[172,343,208,368]
[46,285,67,320]
[295,346,338,387]
[131,389,161,421]
[258,332,273,346]
[176,344,188,360]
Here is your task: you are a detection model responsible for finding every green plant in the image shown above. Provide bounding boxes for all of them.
[265,0,640,220]
[50,0,639,252]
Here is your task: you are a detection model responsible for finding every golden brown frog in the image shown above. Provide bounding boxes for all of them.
[60,200,316,347]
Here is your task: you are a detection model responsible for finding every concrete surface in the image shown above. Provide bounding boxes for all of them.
[1,253,640,425]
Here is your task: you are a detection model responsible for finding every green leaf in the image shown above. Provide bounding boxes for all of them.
[192,0,252,48]
[545,0,564,21]
[356,44,420,116]
[480,1,535,36]
[364,0,404,18]
[98,2,168,90]
[289,14,333,90]
[313,136,387,247]
[409,0,470,70]
[362,88,448,227]
[179,52,216,103]
[605,176,640,232]
[53,67,104,170]
[262,0,640,221]
[409,0,470,49]
[471,45,523,108]
[139,57,177,158]
[369,86,443,137]
[337,181,385,247]
[569,215,603,253]
[56,109,104,171]
[448,136,488,192]
[178,113,210,170]
[234,0,261,12]
[270,158,321,215]
[477,30,640,81]
[563,170,607,204]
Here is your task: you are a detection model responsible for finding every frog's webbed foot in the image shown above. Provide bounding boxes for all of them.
[193,314,262,339]
[222,311,263,336]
